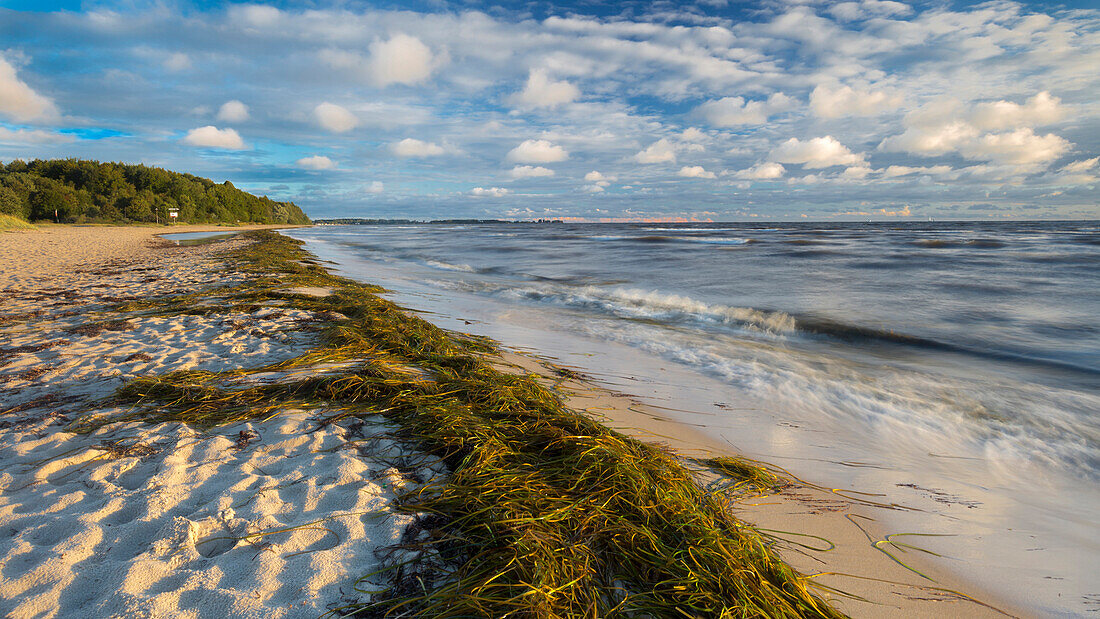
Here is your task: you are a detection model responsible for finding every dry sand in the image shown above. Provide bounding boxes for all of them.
[0,226,437,618]
[0,224,1024,618]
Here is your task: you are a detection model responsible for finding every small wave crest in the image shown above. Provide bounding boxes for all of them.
[502,285,796,334]
[590,235,754,245]
[424,259,477,272]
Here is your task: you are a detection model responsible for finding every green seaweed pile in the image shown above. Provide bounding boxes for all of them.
[95,231,844,618]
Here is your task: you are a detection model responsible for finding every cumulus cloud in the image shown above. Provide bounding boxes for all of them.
[810,84,902,118]
[694,93,794,127]
[296,155,336,170]
[471,187,509,197]
[510,165,555,178]
[510,69,579,109]
[678,166,716,179]
[391,138,446,157]
[681,127,707,142]
[368,34,437,87]
[0,55,59,123]
[633,138,677,164]
[970,91,1063,131]
[583,184,605,193]
[880,93,1068,163]
[736,162,785,179]
[842,166,873,179]
[960,128,1071,165]
[217,100,250,123]
[878,120,978,156]
[584,170,615,183]
[313,102,358,133]
[365,181,384,193]
[769,136,864,168]
[182,126,246,150]
[506,139,568,163]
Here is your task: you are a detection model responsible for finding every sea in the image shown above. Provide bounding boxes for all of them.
[283,221,1099,616]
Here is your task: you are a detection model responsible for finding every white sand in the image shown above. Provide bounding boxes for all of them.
[0,227,439,618]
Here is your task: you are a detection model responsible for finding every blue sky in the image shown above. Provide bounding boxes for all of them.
[0,0,1097,220]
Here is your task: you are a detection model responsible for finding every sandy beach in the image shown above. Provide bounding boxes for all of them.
[0,225,1023,617]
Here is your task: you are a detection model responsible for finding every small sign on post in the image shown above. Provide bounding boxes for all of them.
[168,208,179,220]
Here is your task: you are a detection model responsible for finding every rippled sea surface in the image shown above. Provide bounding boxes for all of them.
[287,221,1099,615]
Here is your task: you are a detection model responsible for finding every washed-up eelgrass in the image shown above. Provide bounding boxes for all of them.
[95,231,846,618]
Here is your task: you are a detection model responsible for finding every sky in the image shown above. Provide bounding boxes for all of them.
[0,0,1097,221]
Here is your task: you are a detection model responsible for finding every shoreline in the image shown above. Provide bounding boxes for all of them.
[0,225,1024,617]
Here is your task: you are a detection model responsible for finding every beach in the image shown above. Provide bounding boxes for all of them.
[0,225,1025,617]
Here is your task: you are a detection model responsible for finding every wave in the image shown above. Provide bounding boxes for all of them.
[589,235,755,245]
[486,285,797,334]
[642,227,744,232]
[913,238,1006,249]
[424,259,477,272]
[473,280,1100,380]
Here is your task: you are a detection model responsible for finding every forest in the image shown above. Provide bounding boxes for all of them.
[0,159,311,225]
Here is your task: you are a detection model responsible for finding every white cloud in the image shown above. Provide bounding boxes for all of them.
[1061,157,1098,174]
[829,0,912,21]
[163,53,191,72]
[770,136,864,168]
[471,187,509,197]
[506,139,568,163]
[970,91,1063,131]
[842,166,873,179]
[0,55,59,123]
[810,84,902,118]
[737,162,785,179]
[230,4,281,28]
[368,34,437,87]
[694,93,794,127]
[0,127,73,144]
[510,69,579,109]
[880,93,1068,162]
[1054,157,1098,184]
[678,166,716,179]
[313,102,358,133]
[681,127,707,142]
[882,165,952,178]
[960,128,1071,165]
[296,155,336,170]
[217,100,250,123]
[510,165,555,178]
[633,138,677,164]
[584,170,616,183]
[583,184,605,193]
[878,120,978,156]
[182,126,246,149]
[391,138,445,157]
[365,181,384,194]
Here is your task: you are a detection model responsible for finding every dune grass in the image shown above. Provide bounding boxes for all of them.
[94,231,845,618]
[0,213,36,231]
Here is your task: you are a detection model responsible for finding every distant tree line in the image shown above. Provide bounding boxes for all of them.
[0,159,311,225]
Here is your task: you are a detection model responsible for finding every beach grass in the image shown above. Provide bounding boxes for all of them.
[94,230,845,618]
[0,214,36,231]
